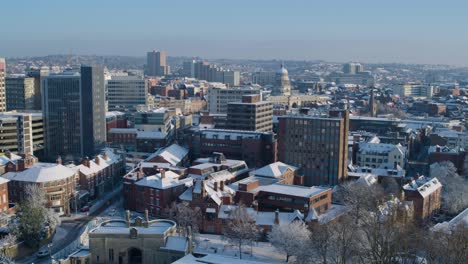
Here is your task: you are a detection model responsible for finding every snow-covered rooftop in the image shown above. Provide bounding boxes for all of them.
[0,153,22,166]
[90,219,176,235]
[403,176,442,198]
[135,171,193,190]
[146,144,188,166]
[259,184,330,198]
[2,162,76,183]
[254,162,297,178]
[161,236,188,252]
[358,142,405,155]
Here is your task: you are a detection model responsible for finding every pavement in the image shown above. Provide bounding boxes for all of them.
[16,185,123,264]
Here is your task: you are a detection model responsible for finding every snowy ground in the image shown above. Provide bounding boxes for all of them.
[194,233,285,263]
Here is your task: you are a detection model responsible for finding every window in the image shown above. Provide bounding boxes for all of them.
[109,249,114,262]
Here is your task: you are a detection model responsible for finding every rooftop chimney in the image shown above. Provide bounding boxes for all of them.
[82,157,90,168]
[274,209,279,225]
[137,166,143,180]
[145,209,149,223]
[213,181,218,192]
[56,155,62,165]
[220,181,225,191]
[126,210,131,227]
[95,156,100,165]
[160,169,166,179]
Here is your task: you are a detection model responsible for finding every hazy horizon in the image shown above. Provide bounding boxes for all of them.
[2,0,468,66]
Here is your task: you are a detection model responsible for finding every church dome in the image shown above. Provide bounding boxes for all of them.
[277,64,288,75]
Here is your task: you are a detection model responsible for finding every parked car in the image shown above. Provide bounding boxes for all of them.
[80,206,90,212]
[37,248,50,258]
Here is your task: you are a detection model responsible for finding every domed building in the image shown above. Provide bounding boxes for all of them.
[272,64,291,96]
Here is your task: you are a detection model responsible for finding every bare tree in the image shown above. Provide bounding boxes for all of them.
[169,202,201,237]
[334,181,385,224]
[223,204,260,259]
[423,224,468,264]
[354,200,419,264]
[430,162,468,214]
[308,216,359,264]
[268,221,310,262]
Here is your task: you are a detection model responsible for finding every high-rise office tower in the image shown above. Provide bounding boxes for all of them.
[272,64,291,96]
[342,62,363,74]
[6,76,36,111]
[42,66,106,161]
[81,66,106,156]
[27,66,50,110]
[106,76,148,111]
[146,50,169,76]
[0,58,6,112]
[278,110,349,186]
[227,94,273,132]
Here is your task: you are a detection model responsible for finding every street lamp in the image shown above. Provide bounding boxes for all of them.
[48,243,53,259]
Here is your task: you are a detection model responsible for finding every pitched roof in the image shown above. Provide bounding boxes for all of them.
[254,162,297,178]
[147,144,188,166]
[2,163,76,183]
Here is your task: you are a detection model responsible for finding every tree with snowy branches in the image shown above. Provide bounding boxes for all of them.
[223,204,260,259]
[268,220,310,263]
[430,161,468,214]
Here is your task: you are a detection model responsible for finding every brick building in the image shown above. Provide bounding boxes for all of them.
[0,178,9,214]
[123,168,193,217]
[69,149,125,203]
[1,157,76,215]
[403,176,442,222]
[256,184,331,215]
[428,145,466,173]
[189,129,277,168]
[278,110,349,186]
[105,111,128,132]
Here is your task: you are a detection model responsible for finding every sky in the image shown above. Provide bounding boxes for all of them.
[1,0,468,65]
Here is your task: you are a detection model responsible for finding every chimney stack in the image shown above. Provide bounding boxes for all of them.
[274,209,279,225]
[126,210,131,227]
[213,181,218,192]
[220,181,225,191]
[56,155,62,165]
[137,166,143,180]
[160,169,166,179]
[95,156,100,165]
[145,209,149,222]
[82,157,91,168]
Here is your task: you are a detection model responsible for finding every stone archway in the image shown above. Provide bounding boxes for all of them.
[128,247,142,264]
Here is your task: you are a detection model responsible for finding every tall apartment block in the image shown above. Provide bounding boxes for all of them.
[42,66,106,161]
[0,58,6,112]
[278,110,349,186]
[227,94,273,132]
[146,50,170,76]
[0,111,43,155]
[5,76,36,110]
[107,76,148,111]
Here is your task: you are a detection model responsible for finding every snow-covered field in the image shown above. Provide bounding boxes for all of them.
[194,233,285,263]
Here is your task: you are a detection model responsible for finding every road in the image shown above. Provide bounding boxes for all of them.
[16,188,122,264]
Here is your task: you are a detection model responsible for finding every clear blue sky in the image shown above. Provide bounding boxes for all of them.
[1,0,468,65]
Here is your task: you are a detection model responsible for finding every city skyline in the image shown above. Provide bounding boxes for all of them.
[2,0,468,66]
